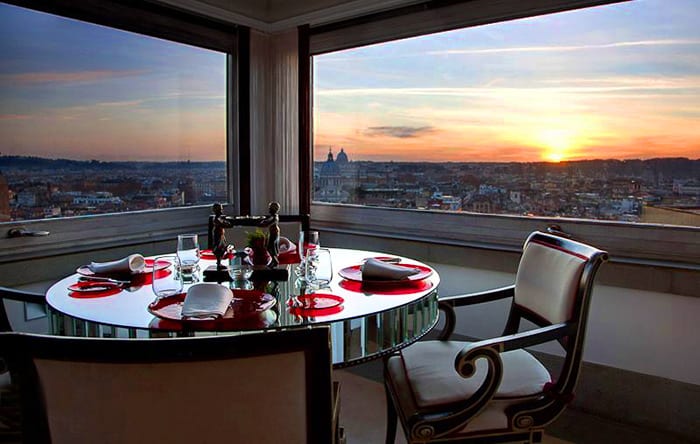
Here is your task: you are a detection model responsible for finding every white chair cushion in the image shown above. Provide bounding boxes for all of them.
[396,341,551,409]
[515,241,586,324]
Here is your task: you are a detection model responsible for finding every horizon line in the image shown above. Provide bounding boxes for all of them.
[1,154,698,165]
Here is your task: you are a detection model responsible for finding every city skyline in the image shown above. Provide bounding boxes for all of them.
[1,1,699,163]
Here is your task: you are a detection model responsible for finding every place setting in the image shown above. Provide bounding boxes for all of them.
[148,280,278,330]
[337,256,434,295]
[70,253,170,297]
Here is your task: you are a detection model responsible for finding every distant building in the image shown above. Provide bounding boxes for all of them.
[336,148,349,165]
[673,180,700,196]
[316,148,348,203]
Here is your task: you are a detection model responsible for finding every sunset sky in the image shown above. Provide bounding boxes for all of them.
[314,0,700,162]
[0,3,226,161]
[1,1,698,163]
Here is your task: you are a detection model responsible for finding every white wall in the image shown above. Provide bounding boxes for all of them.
[433,263,700,385]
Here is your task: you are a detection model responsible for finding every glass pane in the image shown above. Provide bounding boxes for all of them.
[0,4,227,222]
[313,0,699,227]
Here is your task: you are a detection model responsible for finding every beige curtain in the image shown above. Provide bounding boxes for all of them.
[249,28,300,215]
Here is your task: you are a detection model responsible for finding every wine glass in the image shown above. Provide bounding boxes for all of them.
[308,248,333,288]
[152,255,183,299]
[298,230,319,281]
[177,234,200,275]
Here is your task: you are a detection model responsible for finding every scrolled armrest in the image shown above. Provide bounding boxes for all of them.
[462,322,575,357]
[435,301,457,341]
[434,285,514,341]
[439,285,515,308]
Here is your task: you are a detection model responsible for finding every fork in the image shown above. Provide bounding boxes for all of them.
[79,276,131,285]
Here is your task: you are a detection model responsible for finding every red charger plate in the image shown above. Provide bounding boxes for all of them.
[68,281,123,298]
[338,263,433,284]
[288,293,343,310]
[338,279,433,295]
[148,289,276,323]
[199,249,233,261]
[76,258,168,278]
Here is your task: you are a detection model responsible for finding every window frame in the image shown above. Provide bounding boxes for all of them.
[0,0,245,264]
[306,0,700,269]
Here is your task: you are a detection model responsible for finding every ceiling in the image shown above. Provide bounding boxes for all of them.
[156,0,424,32]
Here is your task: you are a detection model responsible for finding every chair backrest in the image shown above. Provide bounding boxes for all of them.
[509,231,607,328]
[506,231,607,400]
[0,286,46,332]
[1,326,332,444]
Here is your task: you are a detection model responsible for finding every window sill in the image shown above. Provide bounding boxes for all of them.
[1,206,213,264]
[311,203,700,270]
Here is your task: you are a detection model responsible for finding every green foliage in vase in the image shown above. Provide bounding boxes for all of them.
[246,229,267,249]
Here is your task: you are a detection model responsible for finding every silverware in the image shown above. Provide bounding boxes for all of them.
[79,276,130,285]
[71,284,117,293]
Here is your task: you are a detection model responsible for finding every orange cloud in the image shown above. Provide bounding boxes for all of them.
[0,114,32,120]
[0,70,145,85]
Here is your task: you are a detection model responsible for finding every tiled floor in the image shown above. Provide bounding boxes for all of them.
[336,364,694,444]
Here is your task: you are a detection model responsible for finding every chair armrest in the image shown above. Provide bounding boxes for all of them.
[434,285,515,341]
[457,322,575,361]
[439,285,515,308]
[0,287,46,305]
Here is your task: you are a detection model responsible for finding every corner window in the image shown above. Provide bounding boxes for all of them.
[312,0,699,228]
[0,3,228,223]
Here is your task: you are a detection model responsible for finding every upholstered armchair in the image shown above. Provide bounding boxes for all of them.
[384,231,608,443]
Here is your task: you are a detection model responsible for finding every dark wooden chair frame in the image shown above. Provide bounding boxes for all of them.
[0,286,46,333]
[384,231,608,444]
[1,326,333,444]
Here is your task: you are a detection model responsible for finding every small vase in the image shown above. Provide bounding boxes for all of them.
[251,248,271,267]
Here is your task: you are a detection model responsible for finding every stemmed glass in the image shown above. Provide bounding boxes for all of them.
[298,230,319,282]
[307,248,333,288]
[152,255,183,299]
[177,234,200,278]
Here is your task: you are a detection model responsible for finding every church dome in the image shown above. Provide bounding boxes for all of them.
[320,149,340,176]
[336,148,349,164]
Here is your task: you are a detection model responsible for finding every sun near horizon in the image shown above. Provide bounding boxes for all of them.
[537,129,577,163]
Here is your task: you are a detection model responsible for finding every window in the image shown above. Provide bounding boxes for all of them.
[0,1,240,262]
[312,0,699,228]
[0,3,227,223]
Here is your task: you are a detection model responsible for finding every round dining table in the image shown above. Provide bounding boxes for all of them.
[46,248,440,368]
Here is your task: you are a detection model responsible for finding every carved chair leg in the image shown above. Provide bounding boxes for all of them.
[384,382,398,444]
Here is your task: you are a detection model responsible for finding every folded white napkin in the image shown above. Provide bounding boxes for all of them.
[278,236,296,253]
[361,258,420,281]
[88,254,145,275]
[181,283,233,320]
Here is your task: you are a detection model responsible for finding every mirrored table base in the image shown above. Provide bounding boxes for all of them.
[49,291,439,368]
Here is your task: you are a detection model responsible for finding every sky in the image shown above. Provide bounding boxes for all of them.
[314,0,700,162]
[0,3,226,161]
[0,1,698,163]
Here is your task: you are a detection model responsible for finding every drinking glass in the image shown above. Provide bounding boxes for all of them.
[298,230,319,281]
[177,234,200,274]
[307,248,333,288]
[152,255,183,299]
